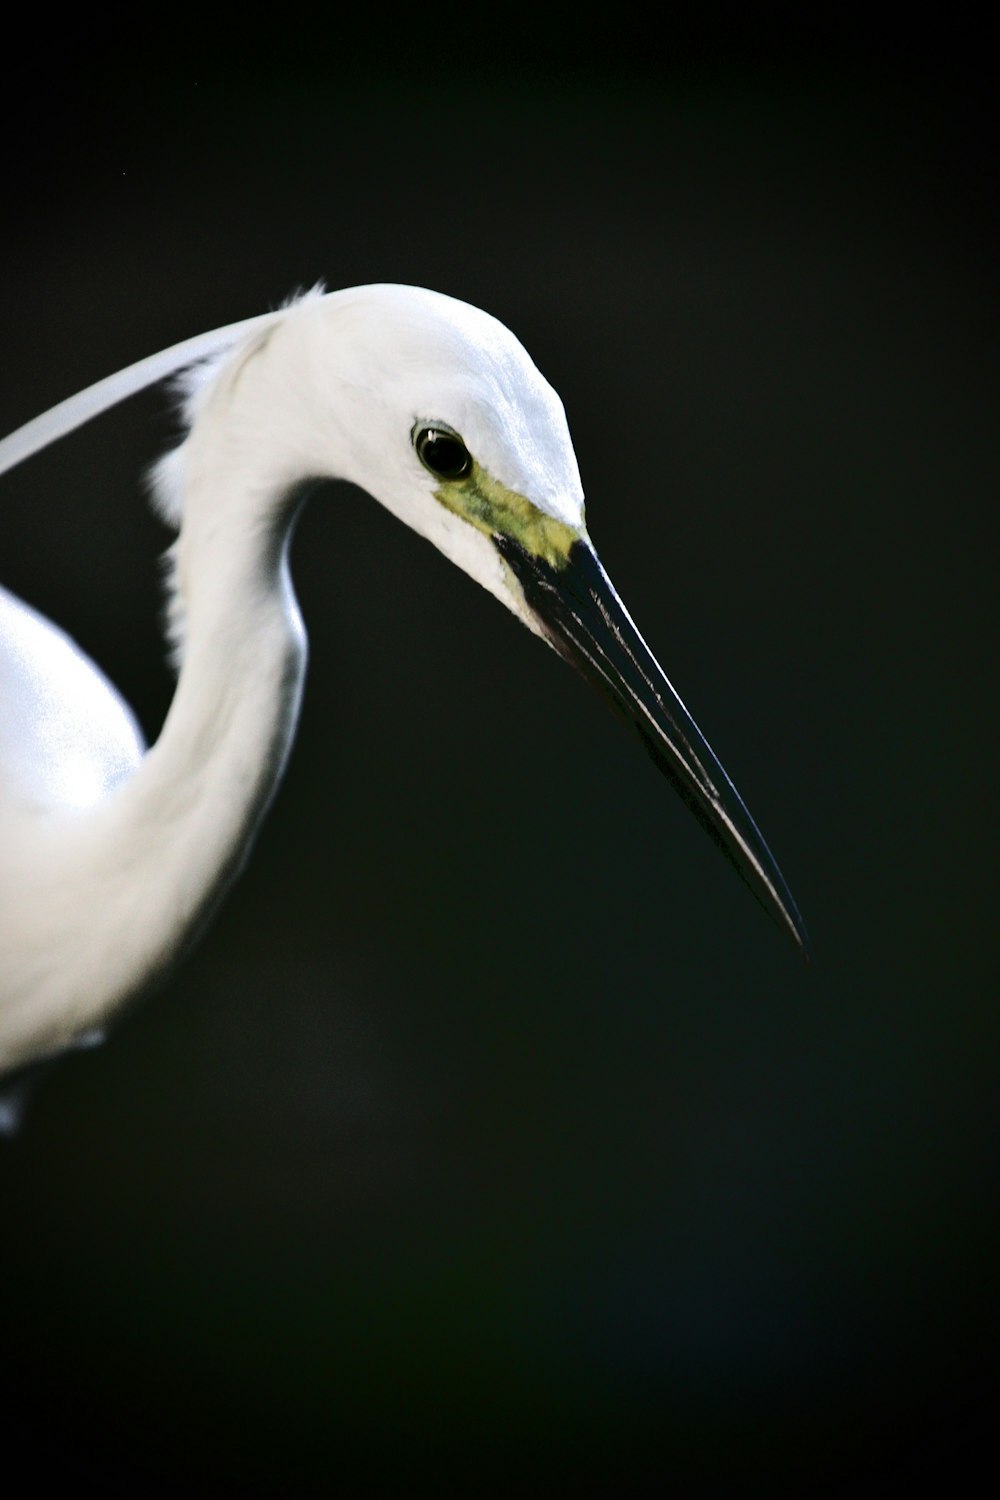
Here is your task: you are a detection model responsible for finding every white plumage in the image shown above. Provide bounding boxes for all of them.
[0,283,806,1098]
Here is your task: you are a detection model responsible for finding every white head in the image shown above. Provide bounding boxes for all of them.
[289,284,590,629]
[305,285,583,514]
[153,283,589,635]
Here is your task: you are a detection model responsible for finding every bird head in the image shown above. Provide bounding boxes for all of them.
[298,283,586,637]
[290,285,808,953]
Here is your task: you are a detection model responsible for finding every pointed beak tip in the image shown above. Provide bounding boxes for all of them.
[494,531,809,955]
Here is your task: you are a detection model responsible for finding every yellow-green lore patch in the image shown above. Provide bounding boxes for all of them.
[433,459,581,569]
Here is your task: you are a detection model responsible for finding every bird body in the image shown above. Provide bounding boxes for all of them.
[0,284,807,1088]
[0,583,145,820]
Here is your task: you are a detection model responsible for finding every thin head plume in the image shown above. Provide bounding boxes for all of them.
[0,306,294,481]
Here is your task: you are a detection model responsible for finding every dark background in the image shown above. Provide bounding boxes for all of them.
[1,12,996,1493]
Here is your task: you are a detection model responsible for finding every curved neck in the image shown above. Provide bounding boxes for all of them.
[2,330,315,1068]
[94,335,315,996]
[131,509,307,949]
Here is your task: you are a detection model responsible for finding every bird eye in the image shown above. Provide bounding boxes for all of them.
[414,425,473,481]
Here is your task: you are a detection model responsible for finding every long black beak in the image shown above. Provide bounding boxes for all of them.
[493,533,809,955]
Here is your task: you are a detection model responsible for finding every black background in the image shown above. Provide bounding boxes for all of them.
[1,11,997,1493]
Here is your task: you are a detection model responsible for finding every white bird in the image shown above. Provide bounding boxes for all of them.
[0,284,807,1107]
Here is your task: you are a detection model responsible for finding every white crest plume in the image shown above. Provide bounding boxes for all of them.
[0,303,298,482]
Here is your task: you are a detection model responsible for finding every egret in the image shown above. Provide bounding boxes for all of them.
[0,283,807,1103]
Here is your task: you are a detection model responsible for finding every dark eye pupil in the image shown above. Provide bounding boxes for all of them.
[416,428,472,480]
